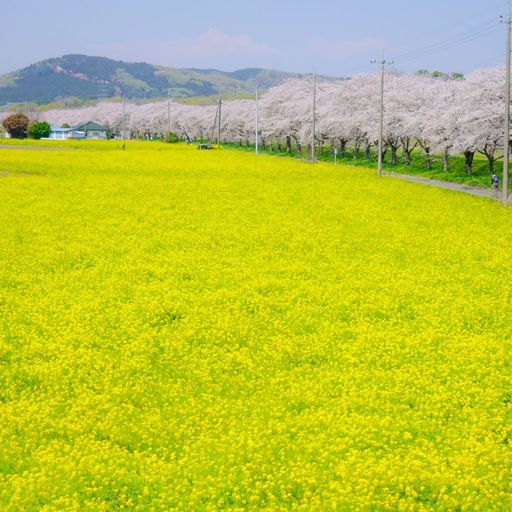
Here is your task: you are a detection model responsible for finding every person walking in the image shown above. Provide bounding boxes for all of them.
[491,173,499,196]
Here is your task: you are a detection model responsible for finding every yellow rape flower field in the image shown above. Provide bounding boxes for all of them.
[0,140,511,511]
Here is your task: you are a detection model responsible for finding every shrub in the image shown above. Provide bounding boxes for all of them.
[3,113,29,138]
[164,132,180,143]
[28,121,51,140]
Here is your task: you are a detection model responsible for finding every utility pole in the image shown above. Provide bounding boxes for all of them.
[210,102,218,145]
[503,4,512,204]
[218,87,222,148]
[167,90,171,134]
[311,73,317,163]
[371,56,393,176]
[122,95,126,140]
[255,85,259,155]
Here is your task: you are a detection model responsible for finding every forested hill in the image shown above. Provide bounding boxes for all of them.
[0,54,316,105]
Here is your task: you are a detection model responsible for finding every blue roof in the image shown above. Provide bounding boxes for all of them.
[50,125,71,132]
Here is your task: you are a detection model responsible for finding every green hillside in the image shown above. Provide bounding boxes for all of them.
[0,54,313,105]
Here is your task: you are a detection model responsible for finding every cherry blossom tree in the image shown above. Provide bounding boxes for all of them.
[455,67,504,175]
[31,65,507,178]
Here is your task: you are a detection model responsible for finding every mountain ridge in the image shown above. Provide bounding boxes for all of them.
[0,54,327,105]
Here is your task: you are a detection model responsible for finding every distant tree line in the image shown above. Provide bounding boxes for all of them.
[23,65,508,176]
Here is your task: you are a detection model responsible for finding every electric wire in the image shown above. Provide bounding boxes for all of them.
[341,3,506,77]
[395,26,501,64]
[394,20,499,61]
[407,0,505,45]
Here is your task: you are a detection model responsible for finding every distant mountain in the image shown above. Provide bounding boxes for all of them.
[0,55,321,105]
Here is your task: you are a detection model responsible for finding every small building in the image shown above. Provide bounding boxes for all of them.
[45,122,109,140]
[47,125,71,140]
[69,121,108,139]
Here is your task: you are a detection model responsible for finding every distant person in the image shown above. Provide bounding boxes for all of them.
[491,173,499,196]
[122,143,126,150]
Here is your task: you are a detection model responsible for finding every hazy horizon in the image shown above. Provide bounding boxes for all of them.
[1,0,508,77]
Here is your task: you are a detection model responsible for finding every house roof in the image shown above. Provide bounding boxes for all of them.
[50,125,70,132]
[72,121,108,132]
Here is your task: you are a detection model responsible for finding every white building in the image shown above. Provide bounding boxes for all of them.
[46,122,109,140]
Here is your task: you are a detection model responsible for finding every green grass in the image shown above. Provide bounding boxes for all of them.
[226,142,501,190]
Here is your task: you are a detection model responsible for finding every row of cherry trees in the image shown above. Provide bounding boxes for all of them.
[38,66,506,174]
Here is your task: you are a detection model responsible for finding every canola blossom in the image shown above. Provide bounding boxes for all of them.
[0,140,511,511]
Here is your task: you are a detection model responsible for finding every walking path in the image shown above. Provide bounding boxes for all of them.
[385,172,501,201]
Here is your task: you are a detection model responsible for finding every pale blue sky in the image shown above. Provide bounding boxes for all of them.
[0,0,508,76]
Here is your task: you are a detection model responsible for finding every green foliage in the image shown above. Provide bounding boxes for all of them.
[164,132,180,143]
[27,121,51,139]
[227,142,498,189]
[416,69,464,80]
[2,112,29,138]
[0,54,310,105]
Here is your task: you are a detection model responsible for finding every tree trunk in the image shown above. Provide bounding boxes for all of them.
[391,145,398,166]
[339,139,347,157]
[443,149,449,172]
[464,150,474,175]
[424,149,431,170]
[400,137,415,165]
[353,142,361,160]
[488,157,494,175]
[364,142,371,160]
[481,146,496,175]
[286,136,291,153]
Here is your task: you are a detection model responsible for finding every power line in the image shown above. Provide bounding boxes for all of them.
[396,27,501,65]
[408,1,505,45]
[394,20,500,63]
[342,5,505,76]
[394,19,495,59]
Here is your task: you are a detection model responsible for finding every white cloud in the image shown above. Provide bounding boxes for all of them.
[88,30,279,70]
[171,29,277,62]
[313,37,387,58]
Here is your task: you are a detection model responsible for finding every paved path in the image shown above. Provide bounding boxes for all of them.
[385,172,501,201]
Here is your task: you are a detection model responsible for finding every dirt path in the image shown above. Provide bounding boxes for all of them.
[385,172,502,201]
